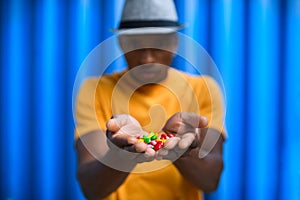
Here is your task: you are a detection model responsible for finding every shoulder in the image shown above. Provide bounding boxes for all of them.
[173,70,219,90]
[99,71,125,85]
[76,78,99,101]
[186,73,216,85]
[175,71,223,99]
[79,71,125,91]
[76,71,126,101]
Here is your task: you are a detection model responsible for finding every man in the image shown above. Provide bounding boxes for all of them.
[74,0,226,199]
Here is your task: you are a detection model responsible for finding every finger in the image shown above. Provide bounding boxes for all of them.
[134,142,148,153]
[107,114,142,132]
[119,125,143,136]
[114,114,141,128]
[157,148,168,157]
[106,116,131,132]
[162,112,182,134]
[163,112,207,134]
[198,116,208,128]
[123,142,149,153]
[180,112,208,128]
[163,137,180,150]
[134,149,155,163]
[144,148,156,158]
[181,112,199,128]
[110,133,137,147]
[128,135,138,144]
[178,133,195,149]
[106,118,121,132]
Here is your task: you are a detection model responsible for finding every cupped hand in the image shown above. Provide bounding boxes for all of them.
[156,112,208,160]
[106,114,156,162]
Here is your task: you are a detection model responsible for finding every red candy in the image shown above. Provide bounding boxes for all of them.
[154,141,164,151]
[160,134,167,139]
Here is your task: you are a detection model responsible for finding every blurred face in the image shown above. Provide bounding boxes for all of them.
[118,33,178,84]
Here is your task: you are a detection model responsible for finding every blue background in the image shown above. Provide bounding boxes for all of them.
[0,0,300,199]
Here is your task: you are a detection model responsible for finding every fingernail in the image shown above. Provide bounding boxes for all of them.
[201,116,208,125]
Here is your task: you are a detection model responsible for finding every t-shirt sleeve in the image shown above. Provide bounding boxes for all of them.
[74,78,101,140]
[199,76,227,139]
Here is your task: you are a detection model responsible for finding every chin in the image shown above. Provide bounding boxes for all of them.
[131,70,168,85]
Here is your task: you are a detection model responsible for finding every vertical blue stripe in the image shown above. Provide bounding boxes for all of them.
[34,1,64,199]
[282,1,300,199]
[6,1,31,198]
[28,2,36,197]
[174,0,210,56]
[63,1,85,199]
[277,0,287,199]
[76,0,91,70]
[76,0,103,70]
[242,1,250,199]
[247,1,280,199]
[0,1,9,199]
[173,0,209,74]
[206,3,227,199]
[102,0,126,74]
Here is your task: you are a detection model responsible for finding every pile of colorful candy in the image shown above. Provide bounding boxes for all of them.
[137,131,174,151]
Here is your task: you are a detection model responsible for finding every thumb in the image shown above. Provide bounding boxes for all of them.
[181,113,208,128]
[198,116,208,128]
[163,112,208,134]
[106,118,120,132]
[106,114,142,133]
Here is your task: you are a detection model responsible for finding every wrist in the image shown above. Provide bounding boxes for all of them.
[100,145,137,172]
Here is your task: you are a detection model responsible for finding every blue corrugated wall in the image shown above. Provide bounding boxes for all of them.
[0,1,299,199]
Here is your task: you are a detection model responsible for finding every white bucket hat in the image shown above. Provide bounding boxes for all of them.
[112,0,184,35]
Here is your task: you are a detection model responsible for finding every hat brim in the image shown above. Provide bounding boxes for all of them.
[110,25,184,35]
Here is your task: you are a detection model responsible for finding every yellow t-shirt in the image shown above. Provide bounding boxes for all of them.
[75,68,226,200]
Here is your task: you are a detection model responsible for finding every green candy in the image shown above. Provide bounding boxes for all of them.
[151,135,157,140]
[144,137,151,144]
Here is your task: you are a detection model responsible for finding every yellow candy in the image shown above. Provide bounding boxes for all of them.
[138,139,144,143]
[147,132,155,138]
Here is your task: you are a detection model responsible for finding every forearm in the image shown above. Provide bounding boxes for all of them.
[173,129,224,192]
[77,159,131,200]
[76,131,137,200]
[173,147,223,192]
